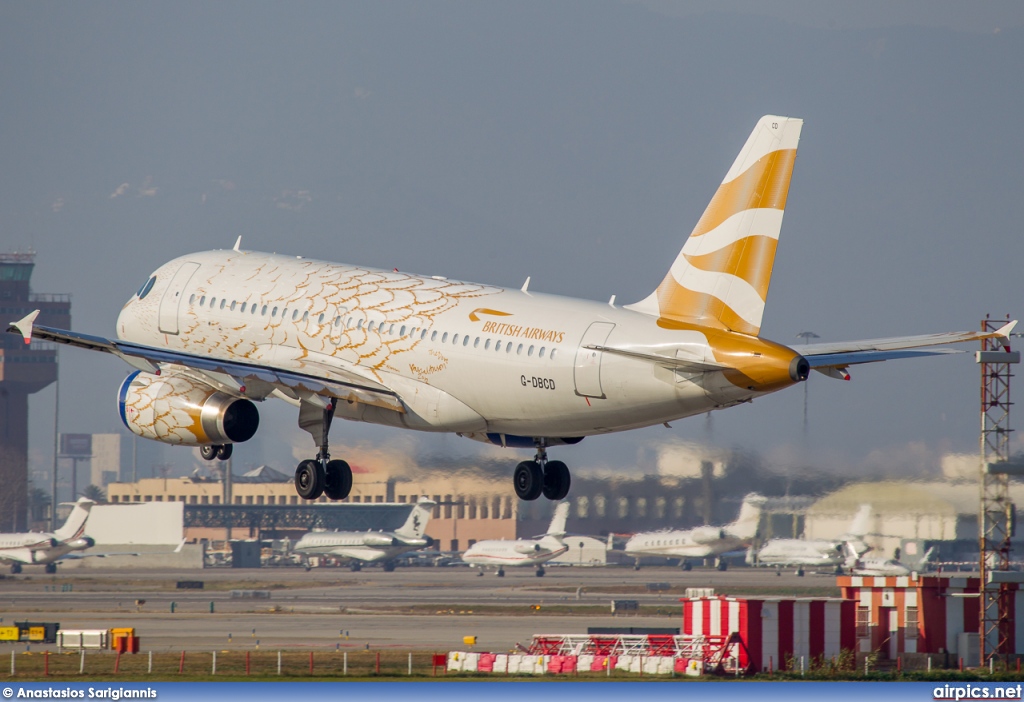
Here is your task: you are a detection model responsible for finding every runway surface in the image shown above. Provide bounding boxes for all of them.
[0,564,843,651]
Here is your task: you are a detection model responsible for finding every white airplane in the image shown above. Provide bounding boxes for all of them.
[8,116,1016,503]
[625,494,764,571]
[462,501,569,577]
[0,498,95,574]
[755,503,872,575]
[293,497,435,572]
[843,544,936,577]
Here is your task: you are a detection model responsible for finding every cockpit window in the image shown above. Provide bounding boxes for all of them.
[136,276,157,299]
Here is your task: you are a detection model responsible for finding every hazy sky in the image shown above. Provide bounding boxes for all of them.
[3,1,1023,483]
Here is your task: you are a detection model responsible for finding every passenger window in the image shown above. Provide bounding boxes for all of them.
[463,336,470,347]
[272,307,278,317]
[318,314,325,324]
[422,330,428,340]
[539,347,546,358]
[517,344,523,355]
[357,319,364,330]
[302,311,308,322]
[528,345,534,356]
[389,324,395,335]
[292,310,299,321]
[368,321,376,332]
[240,302,246,313]
[210,297,217,308]
[189,294,195,305]
[484,339,491,350]
[474,337,480,348]
[550,348,557,360]
[506,343,512,354]
[230,301,236,311]
[261,305,268,315]
[400,325,406,336]
[453,334,459,345]
[219,299,226,310]
[431,331,437,341]
[200,296,206,306]
[442,332,449,343]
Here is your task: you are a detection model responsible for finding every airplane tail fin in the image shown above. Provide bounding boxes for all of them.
[625,116,803,336]
[54,498,94,542]
[394,497,435,539]
[847,504,872,538]
[544,502,570,538]
[727,493,765,540]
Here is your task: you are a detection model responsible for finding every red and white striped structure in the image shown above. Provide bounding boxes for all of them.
[837,575,1024,659]
[680,595,856,672]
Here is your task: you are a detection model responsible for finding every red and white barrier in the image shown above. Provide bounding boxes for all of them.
[681,595,856,672]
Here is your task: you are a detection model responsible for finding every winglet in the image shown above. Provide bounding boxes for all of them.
[233,236,242,252]
[9,310,40,345]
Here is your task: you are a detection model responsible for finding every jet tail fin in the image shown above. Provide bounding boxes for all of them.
[394,497,435,539]
[54,498,94,542]
[727,493,765,540]
[544,502,570,538]
[626,116,803,336]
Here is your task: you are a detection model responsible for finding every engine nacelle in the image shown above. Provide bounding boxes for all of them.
[514,542,542,554]
[689,527,726,545]
[66,537,95,550]
[363,534,399,548]
[118,371,259,446]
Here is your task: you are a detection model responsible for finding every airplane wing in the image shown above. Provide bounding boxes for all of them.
[7,313,404,413]
[791,322,1017,380]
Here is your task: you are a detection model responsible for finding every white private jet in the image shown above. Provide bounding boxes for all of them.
[843,545,936,577]
[625,493,764,571]
[8,116,1015,503]
[293,497,435,572]
[755,504,872,575]
[0,498,95,573]
[462,501,569,577]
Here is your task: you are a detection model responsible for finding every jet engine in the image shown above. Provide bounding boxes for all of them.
[514,543,542,554]
[363,534,399,548]
[65,537,95,550]
[689,527,727,545]
[118,371,259,446]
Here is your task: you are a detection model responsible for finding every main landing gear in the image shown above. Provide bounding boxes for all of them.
[294,402,353,501]
[200,444,233,461]
[512,443,571,501]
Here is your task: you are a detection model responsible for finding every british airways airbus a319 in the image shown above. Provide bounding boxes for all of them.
[9,116,1014,503]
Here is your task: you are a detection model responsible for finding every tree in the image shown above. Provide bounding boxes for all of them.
[81,484,107,504]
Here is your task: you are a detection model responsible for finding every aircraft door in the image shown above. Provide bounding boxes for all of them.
[574,322,615,399]
[158,261,200,335]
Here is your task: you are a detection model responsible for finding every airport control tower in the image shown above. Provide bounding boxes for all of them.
[0,253,70,532]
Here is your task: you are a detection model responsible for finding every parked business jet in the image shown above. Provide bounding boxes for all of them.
[9,116,1015,503]
[462,501,569,577]
[843,544,935,577]
[755,503,872,575]
[294,497,435,572]
[625,493,764,571]
[0,498,95,573]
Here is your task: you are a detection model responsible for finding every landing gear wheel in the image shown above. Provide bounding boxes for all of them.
[513,461,544,501]
[11,563,22,574]
[324,459,353,501]
[535,567,545,577]
[45,563,57,574]
[682,561,692,572]
[216,444,233,461]
[295,459,325,500]
[382,561,395,573]
[200,445,218,461]
[350,562,362,572]
[497,568,505,577]
[796,568,805,577]
[716,559,728,572]
[542,460,571,500]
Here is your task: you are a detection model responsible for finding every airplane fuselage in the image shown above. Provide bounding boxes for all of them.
[462,539,568,568]
[756,538,844,567]
[116,250,804,443]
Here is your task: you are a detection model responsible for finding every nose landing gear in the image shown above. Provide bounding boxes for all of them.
[512,442,571,501]
[200,444,233,461]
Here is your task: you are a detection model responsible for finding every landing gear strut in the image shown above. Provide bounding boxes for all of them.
[294,401,352,501]
[513,442,571,501]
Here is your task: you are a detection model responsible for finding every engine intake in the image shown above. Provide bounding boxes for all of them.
[118,371,259,446]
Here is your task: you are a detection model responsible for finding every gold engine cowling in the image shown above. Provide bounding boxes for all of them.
[117,371,259,445]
